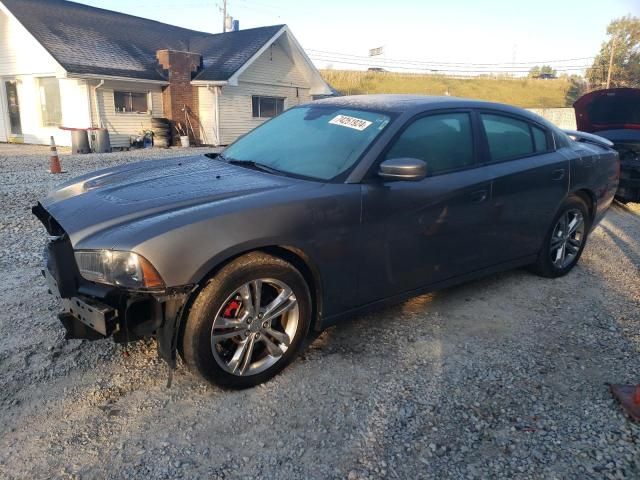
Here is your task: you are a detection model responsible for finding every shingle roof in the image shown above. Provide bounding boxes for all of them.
[2,0,285,82]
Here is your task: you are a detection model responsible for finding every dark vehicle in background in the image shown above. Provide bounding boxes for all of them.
[574,88,640,203]
[33,95,619,388]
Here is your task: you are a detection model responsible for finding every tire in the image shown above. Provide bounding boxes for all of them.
[530,195,591,278]
[181,252,312,388]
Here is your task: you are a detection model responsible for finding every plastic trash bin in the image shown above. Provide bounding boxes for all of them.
[90,128,111,153]
[71,129,90,154]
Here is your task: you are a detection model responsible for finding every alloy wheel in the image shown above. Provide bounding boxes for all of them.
[210,278,299,376]
[549,208,585,269]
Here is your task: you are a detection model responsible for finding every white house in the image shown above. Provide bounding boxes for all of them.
[0,0,332,148]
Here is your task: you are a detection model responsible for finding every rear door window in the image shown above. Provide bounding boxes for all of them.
[481,114,535,162]
[385,112,475,175]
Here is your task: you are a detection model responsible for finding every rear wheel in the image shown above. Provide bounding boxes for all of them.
[531,196,590,278]
[182,252,311,388]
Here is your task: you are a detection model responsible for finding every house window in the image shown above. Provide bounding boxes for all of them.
[38,77,62,127]
[252,96,284,118]
[114,91,149,114]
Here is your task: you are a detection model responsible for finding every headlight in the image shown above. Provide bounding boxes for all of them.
[74,250,164,289]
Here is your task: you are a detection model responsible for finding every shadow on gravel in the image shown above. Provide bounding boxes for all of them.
[599,224,640,266]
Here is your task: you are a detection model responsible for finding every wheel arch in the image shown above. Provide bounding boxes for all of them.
[186,245,324,333]
[570,188,597,224]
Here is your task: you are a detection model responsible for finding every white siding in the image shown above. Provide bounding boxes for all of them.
[90,80,164,148]
[0,80,6,142]
[0,6,63,77]
[197,86,219,146]
[0,5,68,143]
[218,83,310,145]
[240,42,309,87]
[199,41,312,145]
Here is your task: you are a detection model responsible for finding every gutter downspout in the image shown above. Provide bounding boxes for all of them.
[93,80,105,128]
[207,84,222,147]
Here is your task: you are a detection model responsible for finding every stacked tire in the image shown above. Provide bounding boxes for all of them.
[152,118,172,148]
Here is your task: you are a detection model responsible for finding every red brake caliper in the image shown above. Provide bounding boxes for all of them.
[223,298,241,318]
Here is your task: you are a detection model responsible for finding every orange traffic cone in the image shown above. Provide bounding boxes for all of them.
[49,136,62,174]
[610,384,640,421]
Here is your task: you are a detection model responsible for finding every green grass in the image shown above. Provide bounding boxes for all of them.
[320,70,579,108]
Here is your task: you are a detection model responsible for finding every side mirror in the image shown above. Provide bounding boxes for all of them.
[378,158,427,181]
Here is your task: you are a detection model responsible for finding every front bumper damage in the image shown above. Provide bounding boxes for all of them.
[33,203,194,368]
[613,142,640,203]
[617,160,640,202]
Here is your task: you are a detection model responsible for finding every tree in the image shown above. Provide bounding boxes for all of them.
[539,65,557,78]
[564,75,587,106]
[587,15,640,89]
[528,65,557,79]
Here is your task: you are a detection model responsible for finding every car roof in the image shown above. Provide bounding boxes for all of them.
[309,94,553,126]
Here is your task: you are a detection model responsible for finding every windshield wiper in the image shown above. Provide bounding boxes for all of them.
[227,159,283,175]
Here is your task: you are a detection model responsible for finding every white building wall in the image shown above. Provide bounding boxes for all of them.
[199,41,312,146]
[0,4,69,144]
[0,5,63,77]
[90,79,164,149]
[197,86,218,146]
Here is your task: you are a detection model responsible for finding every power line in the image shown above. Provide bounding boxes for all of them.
[306,49,595,67]
[309,56,591,74]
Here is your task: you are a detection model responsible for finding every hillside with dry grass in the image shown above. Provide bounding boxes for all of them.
[320,70,583,108]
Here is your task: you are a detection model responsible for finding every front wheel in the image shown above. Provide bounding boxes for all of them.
[530,196,590,278]
[181,252,311,388]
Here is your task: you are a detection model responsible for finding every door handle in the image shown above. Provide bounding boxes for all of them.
[552,169,565,181]
[469,189,488,204]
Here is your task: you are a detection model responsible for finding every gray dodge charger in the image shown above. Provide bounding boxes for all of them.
[33,95,620,388]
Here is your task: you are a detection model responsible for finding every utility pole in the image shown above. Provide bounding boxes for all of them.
[606,36,616,89]
[222,0,227,32]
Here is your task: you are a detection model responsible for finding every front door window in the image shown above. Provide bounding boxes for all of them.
[5,81,22,135]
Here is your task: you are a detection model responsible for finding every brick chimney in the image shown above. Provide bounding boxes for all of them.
[156,49,203,144]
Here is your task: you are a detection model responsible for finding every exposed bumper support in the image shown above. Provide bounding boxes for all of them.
[617,161,640,202]
[34,203,196,368]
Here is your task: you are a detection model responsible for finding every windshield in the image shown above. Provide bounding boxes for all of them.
[222,106,391,181]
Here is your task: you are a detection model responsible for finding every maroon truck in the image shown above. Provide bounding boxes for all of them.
[574,88,640,203]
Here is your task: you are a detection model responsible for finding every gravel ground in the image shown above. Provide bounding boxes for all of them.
[0,143,639,480]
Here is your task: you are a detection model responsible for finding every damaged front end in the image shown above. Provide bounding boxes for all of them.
[32,203,193,368]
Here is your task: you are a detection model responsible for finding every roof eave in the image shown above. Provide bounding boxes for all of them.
[191,80,229,86]
[66,72,169,85]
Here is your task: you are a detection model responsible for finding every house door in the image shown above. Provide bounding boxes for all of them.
[5,80,22,136]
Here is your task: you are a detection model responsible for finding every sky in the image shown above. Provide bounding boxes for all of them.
[75,0,640,76]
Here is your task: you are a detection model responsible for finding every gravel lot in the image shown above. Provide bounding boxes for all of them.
[1,143,639,479]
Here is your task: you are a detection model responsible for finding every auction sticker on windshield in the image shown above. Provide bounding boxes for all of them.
[329,115,373,131]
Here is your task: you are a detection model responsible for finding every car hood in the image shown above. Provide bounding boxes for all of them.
[40,155,297,246]
[574,88,640,133]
